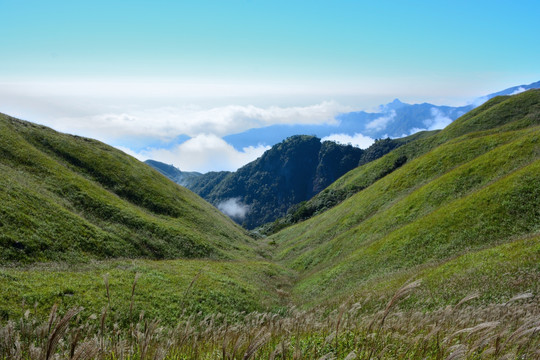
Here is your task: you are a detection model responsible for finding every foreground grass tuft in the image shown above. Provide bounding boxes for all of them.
[1,280,538,359]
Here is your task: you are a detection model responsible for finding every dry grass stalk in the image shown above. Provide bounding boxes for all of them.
[69,340,99,360]
[505,292,534,305]
[179,268,204,311]
[1,287,539,359]
[242,327,271,360]
[445,344,466,360]
[41,307,82,360]
[455,291,480,308]
[450,321,500,338]
[368,279,422,333]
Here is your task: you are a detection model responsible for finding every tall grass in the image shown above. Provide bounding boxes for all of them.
[1,278,538,359]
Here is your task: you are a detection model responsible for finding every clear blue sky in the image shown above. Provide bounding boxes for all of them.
[2,0,538,89]
[1,0,539,172]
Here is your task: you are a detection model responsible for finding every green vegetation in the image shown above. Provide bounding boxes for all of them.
[0,114,255,263]
[0,90,539,358]
[263,91,540,235]
[270,90,540,307]
[178,135,365,229]
[1,281,538,359]
[0,259,292,325]
[259,131,441,235]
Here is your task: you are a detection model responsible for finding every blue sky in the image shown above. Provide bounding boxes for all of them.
[1,0,539,171]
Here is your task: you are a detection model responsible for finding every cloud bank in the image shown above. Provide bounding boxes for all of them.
[31,100,351,173]
[49,101,348,142]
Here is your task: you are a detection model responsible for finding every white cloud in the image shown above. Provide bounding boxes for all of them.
[469,86,527,108]
[509,86,526,95]
[121,134,270,173]
[322,133,375,149]
[35,101,348,143]
[470,96,488,107]
[217,198,250,221]
[406,128,425,136]
[365,110,396,131]
[407,107,453,135]
[423,108,453,130]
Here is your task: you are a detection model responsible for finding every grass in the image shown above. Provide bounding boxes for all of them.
[267,91,540,308]
[0,114,256,263]
[0,259,293,325]
[273,127,539,269]
[267,89,540,236]
[0,280,538,359]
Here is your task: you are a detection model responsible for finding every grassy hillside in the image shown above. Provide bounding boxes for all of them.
[269,90,540,306]
[269,91,539,234]
[0,114,256,263]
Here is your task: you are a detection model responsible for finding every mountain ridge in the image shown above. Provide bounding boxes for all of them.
[223,80,540,150]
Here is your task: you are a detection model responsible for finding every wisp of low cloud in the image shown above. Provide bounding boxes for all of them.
[423,108,453,130]
[322,133,375,148]
[365,110,396,131]
[404,107,454,137]
[509,87,526,95]
[217,198,250,221]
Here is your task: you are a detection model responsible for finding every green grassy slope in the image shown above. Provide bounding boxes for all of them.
[259,130,439,234]
[269,90,540,306]
[0,114,256,263]
[0,259,292,324]
[265,94,535,235]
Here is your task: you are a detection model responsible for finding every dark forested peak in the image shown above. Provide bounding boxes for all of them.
[183,135,366,229]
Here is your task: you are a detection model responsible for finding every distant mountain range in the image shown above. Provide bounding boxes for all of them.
[147,81,540,228]
[224,80,540,150]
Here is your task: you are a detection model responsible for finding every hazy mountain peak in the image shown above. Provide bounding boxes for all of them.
[380,98,408,111]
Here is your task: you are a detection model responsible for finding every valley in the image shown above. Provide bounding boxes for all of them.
[0,90,539,358]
